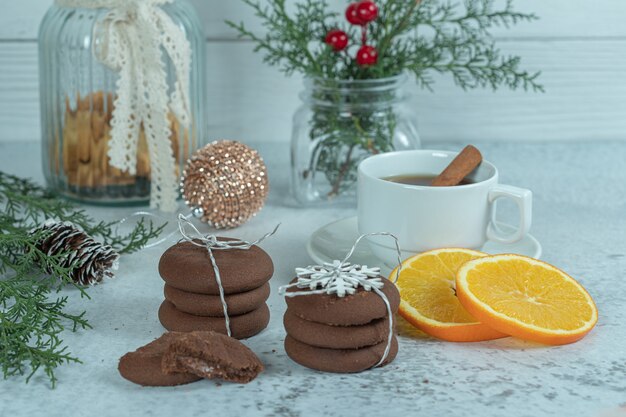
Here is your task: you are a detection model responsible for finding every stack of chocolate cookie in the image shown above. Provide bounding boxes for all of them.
[158,238,273,339]
[283,278,401,373]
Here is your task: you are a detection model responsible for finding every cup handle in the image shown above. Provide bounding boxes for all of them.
[486,184,532,244]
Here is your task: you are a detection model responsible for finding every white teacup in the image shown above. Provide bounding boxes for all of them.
[357,150,532,266]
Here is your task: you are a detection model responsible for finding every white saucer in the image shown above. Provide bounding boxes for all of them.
[307,216,542,270]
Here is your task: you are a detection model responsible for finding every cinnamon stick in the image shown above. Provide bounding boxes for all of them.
[430,145,482,187]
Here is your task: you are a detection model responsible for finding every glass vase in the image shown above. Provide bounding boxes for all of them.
[38,0,207,205]
[291,74,420,205]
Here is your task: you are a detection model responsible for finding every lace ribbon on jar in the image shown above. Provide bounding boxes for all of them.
[55,0,192,211]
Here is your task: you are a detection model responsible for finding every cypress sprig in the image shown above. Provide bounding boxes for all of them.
[226,0,543,92]
[0,171,165,387]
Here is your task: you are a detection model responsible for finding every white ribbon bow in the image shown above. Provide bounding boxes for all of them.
[55,0,192,212]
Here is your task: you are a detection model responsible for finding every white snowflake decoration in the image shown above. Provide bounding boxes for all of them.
[294,260,384,298]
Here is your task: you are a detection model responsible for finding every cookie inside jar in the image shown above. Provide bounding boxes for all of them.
[50,91,193,204]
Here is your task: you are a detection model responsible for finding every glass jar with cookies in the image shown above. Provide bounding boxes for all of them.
[38,0,207,205]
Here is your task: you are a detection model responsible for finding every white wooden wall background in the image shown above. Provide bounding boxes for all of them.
[0,0,625,143]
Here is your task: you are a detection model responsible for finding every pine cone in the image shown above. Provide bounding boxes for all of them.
[33,220,119,286]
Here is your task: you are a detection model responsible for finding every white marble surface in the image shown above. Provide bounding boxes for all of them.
[0,140,625,417]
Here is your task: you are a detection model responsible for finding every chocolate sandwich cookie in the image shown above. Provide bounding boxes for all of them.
[284,335,398,373]
[284,310,392,349]
[285,278,400,325]
[158,300,270,339]
[164,283,270,316]
[159,239,274,294]
[118,333,201,387]
[162,331,264,383]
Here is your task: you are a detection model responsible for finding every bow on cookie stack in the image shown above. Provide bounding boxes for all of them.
[157,215,277,339]
[280,234,402,373]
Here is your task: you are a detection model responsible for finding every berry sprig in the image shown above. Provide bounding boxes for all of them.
[228,0,543,91]
[324,1,379,67]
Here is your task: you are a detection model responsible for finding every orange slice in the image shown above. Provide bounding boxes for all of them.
[456,254,598,345]
[392,248,507,342]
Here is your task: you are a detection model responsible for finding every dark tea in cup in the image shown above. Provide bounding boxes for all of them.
[384,175,473,186]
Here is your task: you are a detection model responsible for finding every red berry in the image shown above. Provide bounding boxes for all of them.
[346,3,365,26]
[357,1,378,23]
[324,29,349,51]
[356,45,378,66]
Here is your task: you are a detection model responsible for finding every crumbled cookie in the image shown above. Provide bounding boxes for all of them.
[162,331,264,383]
[118,333,200,387]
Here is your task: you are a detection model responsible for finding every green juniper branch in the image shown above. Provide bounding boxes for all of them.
[227,0,542,90]
[0,171,164,387]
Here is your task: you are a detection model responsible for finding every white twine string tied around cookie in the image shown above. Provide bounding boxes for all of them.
[177,214,279,337]
[279,232,402,369]
[55,0,192,212]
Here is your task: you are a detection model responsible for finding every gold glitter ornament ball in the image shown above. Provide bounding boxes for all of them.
[181,140,269,229]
